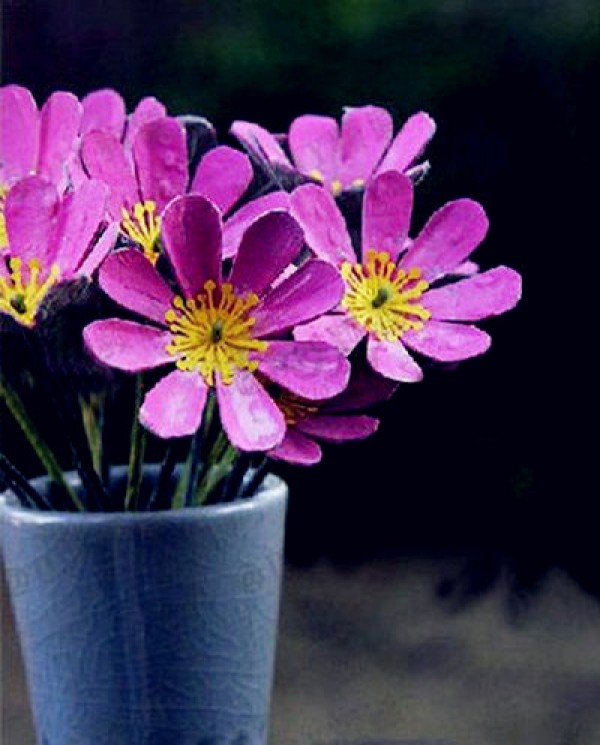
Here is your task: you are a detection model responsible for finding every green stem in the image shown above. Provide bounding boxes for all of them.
[194,439,237,506]
[124,375,147,511]
[0,452,53,510]
[0,370,82,510]
[79,393,104,477]
[241,456,270,499]
[146,442,179,511]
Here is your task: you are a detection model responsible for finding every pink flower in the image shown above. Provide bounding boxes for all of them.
[231,105,435,196]
[0,175,116,328]
[84,195,350,450]
[268,367,397,466]
[290,171,522,382]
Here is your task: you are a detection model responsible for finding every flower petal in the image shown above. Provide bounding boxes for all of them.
[269,429,322,466]
[253,259,345,337]
[403,320,491,362]
[424,266,522,321]
[293,313,365,356]
[401,199,489,282]
[288,115,339,185]
[132,118,188,211]
[339,106,393,187]
[230,120,293,169]
[257,340,350,400]
[0,85,39,183]
[323,366,398,413]
[81,131,138,217]
[4,175,58,265]
[290,183,354,265]
[125,96,167,149]
[222,191,291,259]
[216,371,285,452]
[161,195,222,298]
[362,171,413,262]
[78,221,120,277]
[296,414,379,442]
[99,248,174,324]
[367,336,423,382]
[37,92,82,190]
[140,369,208,439]
[81,89,126,139]
[190,145,253,215]
[229,211,304,296]
[376,111,436,175]
[84,319,173,372]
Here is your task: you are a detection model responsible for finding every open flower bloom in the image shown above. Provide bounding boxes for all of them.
[0,175,116,328]
[81,120,290,264]
[291,171,522,382]
[268,366,397,466]
[84,195,350,450]
[231,105,435,196]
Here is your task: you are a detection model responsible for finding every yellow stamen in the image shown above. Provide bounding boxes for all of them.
[0,257,60,327]
[277,391,318,426]
[341,250,431,342]
[0,184,9,250]
[121,200,161,264]
[351,178,365,190]
[308,169,325,184]
[165,280,268,386]
[331,179,343,196]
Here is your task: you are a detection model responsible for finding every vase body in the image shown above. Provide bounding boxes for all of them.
[1,466,287,745]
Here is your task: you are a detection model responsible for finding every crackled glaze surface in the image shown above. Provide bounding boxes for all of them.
[1,469,287,745]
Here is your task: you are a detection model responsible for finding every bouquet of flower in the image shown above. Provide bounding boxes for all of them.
[0,86,521,512]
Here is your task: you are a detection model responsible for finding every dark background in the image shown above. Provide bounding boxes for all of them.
[2,0,598,597]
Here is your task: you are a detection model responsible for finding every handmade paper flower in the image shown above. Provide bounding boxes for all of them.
[268,367,397,466]
[231,105,435,196]
[291,171,522,382]
[81,120,289,265]
[0,175,116,328]
[84,195,350,450]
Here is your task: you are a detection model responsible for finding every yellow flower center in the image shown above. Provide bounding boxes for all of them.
[165,280,268,386]
[121,200,161,264]
[277,391,319,425]
[0,184,9,250]
[307,170,364,195]
[0,257,60,327]
[341,250,431,342]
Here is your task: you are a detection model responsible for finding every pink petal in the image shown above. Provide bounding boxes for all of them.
[424,266,522,321]
[161,195,222,298]
[78,221,119,276]
[4,175,58,265]
[80,131,138,217]
[229,211,304,296]
[339,106,393,187]
[125,96,167,149]
[296,414,379,442]
[290,183,354,265]
[367,336,423,382]
[401,199,489,282]
[84,319,173,372]
[293,313,365,356]
[257,340,350,400]
[222,191,290,260]
[132,118,188,211]
[99,248,174,325]
[323,365,398,413]
[190,145,253,215]
[230,120,293,169]
[376,111,436,175]
[0,85,39,182]
[51,179,108,275]
[81,89,126,139]
[269,429,322,466]
[253,259,345,337]
[216,371,285,452]
[403,320,491,362]
[140,369,208,439]
[361,171,413,262]
[36,92,82,190]
[288,115,339,185]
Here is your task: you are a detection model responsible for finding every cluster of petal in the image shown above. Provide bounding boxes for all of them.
[84,195,350,451]
[291,171,522,382]
[231,105,435,195]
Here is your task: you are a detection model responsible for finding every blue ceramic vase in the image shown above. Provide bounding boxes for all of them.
[0,466,287,745]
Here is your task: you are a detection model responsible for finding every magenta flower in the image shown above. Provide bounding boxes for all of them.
[81,120,289,264]
[0,175,116,328]
[231,105,435,196]
[290,171,522,382]
[268,367,397,466]
[84,195,350,450]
